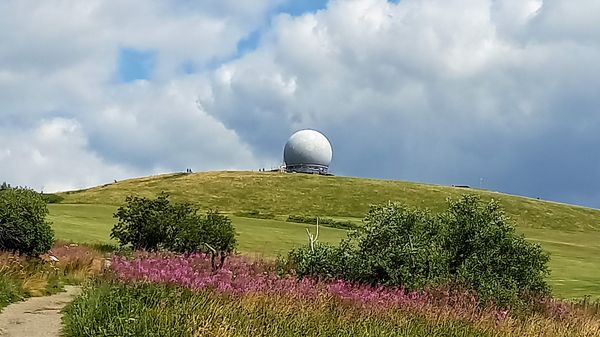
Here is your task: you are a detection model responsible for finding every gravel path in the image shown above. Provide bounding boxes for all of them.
[0,286,81,337]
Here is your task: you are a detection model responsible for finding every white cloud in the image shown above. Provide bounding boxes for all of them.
[0,0,280,191]
[1,0,600,206]
[202,0,600,206]
[0,118,131,192]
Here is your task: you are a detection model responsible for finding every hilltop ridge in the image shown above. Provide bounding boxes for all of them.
[58,171,600,231]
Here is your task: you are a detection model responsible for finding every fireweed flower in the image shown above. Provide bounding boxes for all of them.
[110,252,567,323]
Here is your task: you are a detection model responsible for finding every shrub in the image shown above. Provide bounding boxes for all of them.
[284,240,354,280]
[234,210,275,219]
[350,203,450,289]
[286,215,359,230]
[111,194,236,269]
[0,187,54,256]
[171,209,237,270]
[111,193,176,251]
[440,195,550,306]
[284,195,550,307]
[41,193,64,204]
[285,205,448,289]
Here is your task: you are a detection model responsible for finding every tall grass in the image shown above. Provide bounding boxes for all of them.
[63,281,495,337]
[63,253,600,336]
[0,242,105,310]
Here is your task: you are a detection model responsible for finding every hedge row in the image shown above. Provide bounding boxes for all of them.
[286,215,359,230]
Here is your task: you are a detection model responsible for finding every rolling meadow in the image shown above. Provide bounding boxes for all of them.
[5,170,600,336]
[49,171,600,299]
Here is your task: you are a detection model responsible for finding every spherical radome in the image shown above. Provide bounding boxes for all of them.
[283,130,332,174]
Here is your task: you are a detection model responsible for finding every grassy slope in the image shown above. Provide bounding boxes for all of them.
[51,171,600,299]
[59,171,600,231]
[48,204,347,258]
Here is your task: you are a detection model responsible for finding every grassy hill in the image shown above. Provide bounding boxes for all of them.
[50,171,600,299]
[59,171,600,231]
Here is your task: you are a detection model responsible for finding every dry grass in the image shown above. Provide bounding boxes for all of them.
[63,280,600,337]
[0,241,107,309]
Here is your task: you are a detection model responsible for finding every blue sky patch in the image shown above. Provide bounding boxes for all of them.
[236,30,262,56]
[276,0,328,16]
[117,48,156,82]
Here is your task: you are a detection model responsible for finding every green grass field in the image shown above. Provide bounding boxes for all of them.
[58,171,600,231]
[48,204,347,258]
[49,171,600,299]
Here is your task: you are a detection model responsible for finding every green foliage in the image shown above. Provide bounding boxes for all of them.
[111,193,174,251]
[440,195,550,306]
[283,241,353,280]
[46,202,600,299]
[234,210,275,219]
[351,204,450,289]
[111,194,237,268]
[0,187,54,256]
[285,195,551,307]
[41,193,64,204]
[171,209,237,270]
[286,215,359,230]
[0,275,26,310]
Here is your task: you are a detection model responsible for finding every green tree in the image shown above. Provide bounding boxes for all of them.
[112,194,237,269]
[169,208,237,270]
[111,193,176,251]
[440,195,550,306]
[197,210,237,270]
[352,203,449,289]
[285,204,448,289]
[284,195,550,307]
[0,187,54,256]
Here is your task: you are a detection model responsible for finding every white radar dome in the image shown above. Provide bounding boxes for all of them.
[283,129,332,174]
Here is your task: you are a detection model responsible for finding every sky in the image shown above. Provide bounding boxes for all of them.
[1,0,600,208]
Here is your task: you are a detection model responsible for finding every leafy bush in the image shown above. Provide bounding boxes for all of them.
[111,194,237,269]
[171,209,237,270]
[111,194,175,251]
[283,241,354,280]
[284,195,550,307]
[350,203,450,289]
[440,195,550,306]
[286,205,448,289]
[234,210,275,219]
[286,215,359,230]
[41,193,64,204]
[0,187,54,256]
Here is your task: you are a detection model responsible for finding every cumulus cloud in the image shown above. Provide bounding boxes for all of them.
[1,0,600,207]
[202,0,600,207]
[0,118,131,192]
[0,0,279,190]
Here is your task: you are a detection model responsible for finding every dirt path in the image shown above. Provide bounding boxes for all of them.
[0,286,81,337]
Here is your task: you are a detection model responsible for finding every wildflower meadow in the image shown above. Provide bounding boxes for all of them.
[62,253,600,336]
